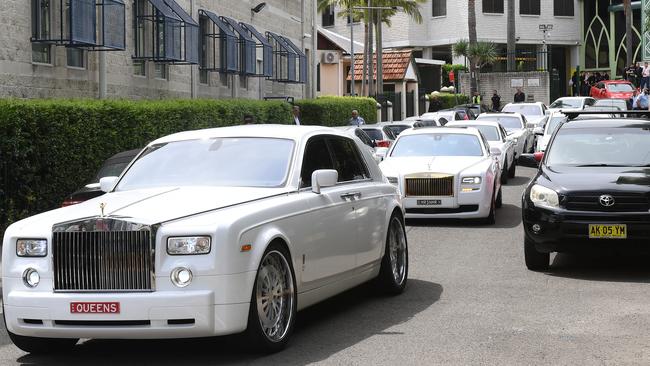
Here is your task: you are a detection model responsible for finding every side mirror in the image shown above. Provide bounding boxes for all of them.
[99,176,119,193]
[490,146,502,156]
[533,127,544,135]
[311,169,338,194]
[518,154,540,168]
[533,151,545,162]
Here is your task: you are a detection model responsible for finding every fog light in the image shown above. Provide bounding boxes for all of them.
[23,268,40,288]
[171,267,193,288]
[532,224,541,233]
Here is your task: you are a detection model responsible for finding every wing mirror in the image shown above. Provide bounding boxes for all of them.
[533,127,544,135]
[99,176,119,193]
[311,169,338,194]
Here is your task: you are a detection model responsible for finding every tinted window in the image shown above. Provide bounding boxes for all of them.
[553,0,573,16]
[328,137,370,182]
[549,99,583,109]
[391,134,484,157]
[520,0,540,15]
[385,125,411,136]
[117,138,295,190]
[606,83,634,92]
[478,115,523,130]
[362,128,383,140]
[97,162,130,180]
[546,127,650,166]
[300,137,334,187]
[455,125,500,141]
[354,129,374,147]
[382,126,397,139]
[432,0,446,16]
[483,0,504,13]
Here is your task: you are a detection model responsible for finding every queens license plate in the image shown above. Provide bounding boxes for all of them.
[417,200,442,206]
[588,224,627,239]
[70,302,120,314]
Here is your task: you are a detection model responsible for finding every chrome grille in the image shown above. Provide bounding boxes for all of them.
[405,176,454,197]
[53,230,154,292]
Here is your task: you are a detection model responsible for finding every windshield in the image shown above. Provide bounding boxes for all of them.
[478,115,523,130]
[502,104,543,116]
[385,125,411,136]
[545,116,566,135]
[391,134,484,157]
[116,137,295,190]
[453,125,500,141]
[606,83,634,92]
[545,127,650,167]
[549,99,582,109]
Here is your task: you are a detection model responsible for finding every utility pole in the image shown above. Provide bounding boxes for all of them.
[350,2,355,96]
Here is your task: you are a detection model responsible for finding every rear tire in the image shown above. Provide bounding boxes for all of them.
[495,187,503,208]
[500,163,509,184]
[508,159,516,178]
[483,190,496,225]
[7,331,77,354]
[377,215,408,295]
[524,235,550,271]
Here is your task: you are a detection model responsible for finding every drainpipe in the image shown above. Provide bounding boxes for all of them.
[311,0,318,99]
[190,0,196,99]
[98,52,107,99]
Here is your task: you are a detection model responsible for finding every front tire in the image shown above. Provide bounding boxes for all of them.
[7,331,77,354]
[377,215,408,295]
[500,163,509,184]
[495,187,503,208]
[246,244,297,353]
[524,235,550,271]
[508,158,516,178]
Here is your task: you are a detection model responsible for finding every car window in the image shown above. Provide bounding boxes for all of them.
[502,104,543,116]
[586,98,596,106]
[327,137,370,182]
[385,125,410,136]
[354,129,374,147]
[391,134,484,157]
[549,99,582,109]
[499,125,508,141]
[382,126,397,139]
[606,83,634,92]
[300,137,334,188]
[362,128,383,141]
[478,115,523,130]
[596,82,605,89]
[451,125,500,141]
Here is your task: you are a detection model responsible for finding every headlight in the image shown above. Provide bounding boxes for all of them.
[167,236,211,255]
[461,177,482,185]
[386,177,398,185]
[16,239,47,257]
[530,184,559,209]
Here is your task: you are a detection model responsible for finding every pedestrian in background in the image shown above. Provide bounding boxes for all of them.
[491,90,501,111]
[633,88,649,110]
[570,71,578,96]
[514,88,526,103]
[349,109,365,126]
[292,105,302,125]
[472,92,481,104]
[641,62,650,90]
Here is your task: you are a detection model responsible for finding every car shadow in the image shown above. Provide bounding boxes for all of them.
[546,252,650,284]
[505,175,532,186]
[15,279,443,366]
[406,203,522,230]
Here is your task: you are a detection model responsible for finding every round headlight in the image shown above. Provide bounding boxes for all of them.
[23,268,40,288]
[171,267,193,288]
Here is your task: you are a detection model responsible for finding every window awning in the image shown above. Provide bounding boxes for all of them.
[221,16,257,75]
[240,22,273,77]
[280,35,307,83]
[267,31,300,83]
[199,10,238,73]
[160,0,199,64]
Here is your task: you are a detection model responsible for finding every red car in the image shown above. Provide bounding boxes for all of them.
[590,80,636,100]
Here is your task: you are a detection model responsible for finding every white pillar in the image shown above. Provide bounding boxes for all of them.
[401,81,407,120]
[414,85,419,116]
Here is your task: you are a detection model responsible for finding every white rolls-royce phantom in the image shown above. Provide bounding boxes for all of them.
[379,127,502,223]
[2,125,408,354]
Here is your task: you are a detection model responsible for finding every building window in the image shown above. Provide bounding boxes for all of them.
[199,69,208,84]
[483,0,504,14]
[432,0,446,17]
[155,63,168,79]
[67,48,85,68]
[322,6,335,27]
[554,0,574,16]
[133,60,146,76]
[520,0,540,15]
[32,44,52,64]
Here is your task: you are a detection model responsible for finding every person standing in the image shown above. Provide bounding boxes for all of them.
[491,90,501,111]
[641,62,650,90]
[514,88,526,103]
[570,71,578,96]
[349,109,366,126]
[472,92,481,104]
[625,63,637,86]
[633,89,649,110]
[291,105,301,125]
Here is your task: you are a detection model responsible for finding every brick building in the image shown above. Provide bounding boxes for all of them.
[0,0,316,99]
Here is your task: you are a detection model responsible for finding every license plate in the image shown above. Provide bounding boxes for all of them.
[70,302,120,314]
[417,200,442,206]
[588,224,627,239]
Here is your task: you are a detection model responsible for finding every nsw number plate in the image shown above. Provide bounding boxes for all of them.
[70,302,120,314]
[588,224,627,239]
[417,200,442,206]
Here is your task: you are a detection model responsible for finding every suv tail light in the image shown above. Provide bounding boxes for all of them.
[62,199,83,207]
[376,140,391,148]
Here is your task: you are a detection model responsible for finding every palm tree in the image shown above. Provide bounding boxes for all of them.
[454,40,498,94]
[624,0,633,66]
[468,0,478,95]
[506,0,515,71]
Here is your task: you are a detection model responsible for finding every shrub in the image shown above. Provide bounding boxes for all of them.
[0,99,293,232]
[294,96,377,126]
[427,93,471,112]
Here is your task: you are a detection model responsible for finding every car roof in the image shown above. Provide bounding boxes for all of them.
[562,119,650,129]
[446,120,501,128]
[399,126,481,137]
[503,102,544,106]
[603,80,633,84]
[477,112,523,118]
[150,124,344,145]
[360,124,385,129]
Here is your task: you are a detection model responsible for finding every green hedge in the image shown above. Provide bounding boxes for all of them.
[0,99,292,232]
[428,93,471,112]
[294,96,377,126]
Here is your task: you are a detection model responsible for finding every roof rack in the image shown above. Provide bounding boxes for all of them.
[563,110,650,120]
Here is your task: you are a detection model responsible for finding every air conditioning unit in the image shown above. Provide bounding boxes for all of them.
[322,51,339,64]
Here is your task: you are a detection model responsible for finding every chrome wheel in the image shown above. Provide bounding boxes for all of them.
[255,250,295,343]
[388,218,407,286]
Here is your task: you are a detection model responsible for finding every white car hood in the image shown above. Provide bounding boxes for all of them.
[380,156,486,176]
[9,186,290,231]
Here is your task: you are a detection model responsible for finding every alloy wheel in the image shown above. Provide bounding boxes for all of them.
[255,250,295,343]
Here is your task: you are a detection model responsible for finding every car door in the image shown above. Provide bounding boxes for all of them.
[499,124,515,167]
[327,136,384,269]
[299,136,357,287]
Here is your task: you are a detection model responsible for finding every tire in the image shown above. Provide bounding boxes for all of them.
[483,190,496,225]
[495,187,503,208]
[246,244,297,353]
[500,163,509,184]
[524,235,550,271]
[377,214,409,295]
[7,331,77,354]
[508,159,516,178]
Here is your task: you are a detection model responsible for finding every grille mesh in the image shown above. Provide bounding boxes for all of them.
[405,177,454,197]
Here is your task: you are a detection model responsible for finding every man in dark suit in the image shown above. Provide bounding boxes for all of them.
[514,88,526,103]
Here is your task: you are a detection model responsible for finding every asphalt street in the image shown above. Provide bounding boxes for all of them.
[2,167,650,365]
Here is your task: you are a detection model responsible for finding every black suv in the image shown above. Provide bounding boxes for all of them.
[520,113,650,271]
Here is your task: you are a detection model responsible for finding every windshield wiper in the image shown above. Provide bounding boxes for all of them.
[574,164,628,167]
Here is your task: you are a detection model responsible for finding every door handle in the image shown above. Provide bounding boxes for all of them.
[340,192,362,201]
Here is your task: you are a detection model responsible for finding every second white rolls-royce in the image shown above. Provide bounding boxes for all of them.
[2,125,407,354]
[379,127,502,224]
